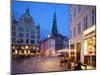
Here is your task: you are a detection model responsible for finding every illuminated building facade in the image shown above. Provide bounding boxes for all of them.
[69,5,96,67]
[11,7,40,55]
[40,37,55,56]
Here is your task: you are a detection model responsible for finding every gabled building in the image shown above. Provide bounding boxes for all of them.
[11,7,40,55]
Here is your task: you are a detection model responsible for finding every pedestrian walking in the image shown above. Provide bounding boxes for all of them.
[74,61,82,70]
[64,57,68,65]
[58,52,65,66]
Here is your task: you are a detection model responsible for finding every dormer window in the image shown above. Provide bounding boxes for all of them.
[23,15,32,24]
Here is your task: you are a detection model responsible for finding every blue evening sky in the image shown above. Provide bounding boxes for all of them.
[12,0,70,40]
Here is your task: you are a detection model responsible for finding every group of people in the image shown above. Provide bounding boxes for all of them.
[58,53,68,66]
[58,52,87,70]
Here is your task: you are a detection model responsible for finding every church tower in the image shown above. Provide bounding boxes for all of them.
[51,12,59,37]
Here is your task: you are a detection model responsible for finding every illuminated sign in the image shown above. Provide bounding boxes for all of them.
[83,25,95,35]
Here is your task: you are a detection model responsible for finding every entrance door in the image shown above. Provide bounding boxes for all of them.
[76,43,81,61]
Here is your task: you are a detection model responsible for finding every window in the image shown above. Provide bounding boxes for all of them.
[31,35,35,39]
[83,18,85,30]
[31,29,35,34]
[12,26,16,31]
[73,26,76,36]
[17,39,23,43]
[83,16,88,30]
[18,33,24,37]
[85,16,88,29]
[26,33,29,38]
[12,32,16,36]
[70,30,72,38]
[74,8,76,18]
[78,5,81,13]
[71,30,73,38]
[26,39,29,43]
[37,40,40,45]
[92,8,96,25]
[70,14,72,22]
[70,44,74,49]
[77,23,81,33]
[24,16,32,24]
[37,29,40,34]
[12,38,16,43]
[18,27,24,32]
[31,40,35,44]
[26,27,29,32]
[37,35,40,39]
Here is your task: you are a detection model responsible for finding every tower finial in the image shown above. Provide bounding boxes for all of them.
[26,4,29,14]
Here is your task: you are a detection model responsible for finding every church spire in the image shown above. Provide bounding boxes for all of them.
[51,12,58,37]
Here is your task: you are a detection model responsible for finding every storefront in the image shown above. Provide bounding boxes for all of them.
[12,44,38,57]
[83,25,96,67]
[57,49,76,62]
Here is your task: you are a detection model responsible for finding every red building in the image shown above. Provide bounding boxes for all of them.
[40,37,55,56]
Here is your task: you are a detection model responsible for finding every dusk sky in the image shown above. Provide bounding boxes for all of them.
[12,0,70,40]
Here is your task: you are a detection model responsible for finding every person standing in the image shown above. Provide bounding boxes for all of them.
[74,61,82,70]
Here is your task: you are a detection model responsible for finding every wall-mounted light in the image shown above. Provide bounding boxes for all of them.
[25,46,28,49]
[15,50,17,54]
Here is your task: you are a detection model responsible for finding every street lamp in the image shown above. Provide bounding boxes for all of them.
[25,46,29,49]
[48,34,51,38]
[28,50,30,54]
[15,50,18,54]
